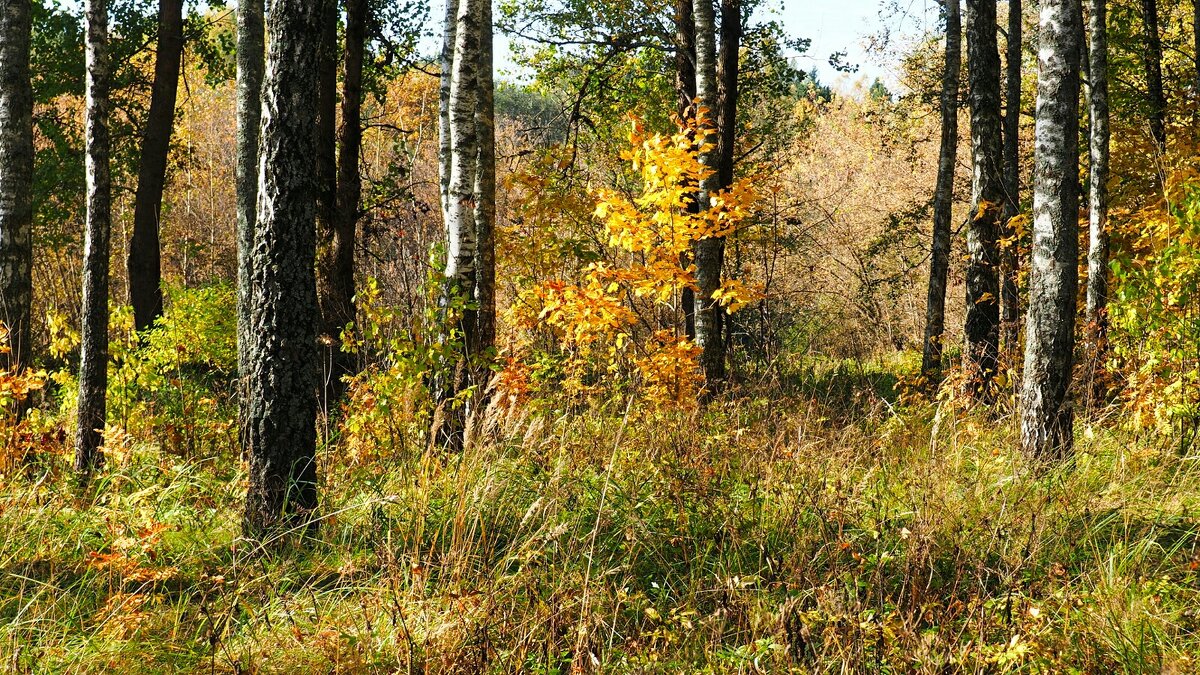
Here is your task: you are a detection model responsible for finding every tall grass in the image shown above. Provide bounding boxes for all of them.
[3,364,1200,672]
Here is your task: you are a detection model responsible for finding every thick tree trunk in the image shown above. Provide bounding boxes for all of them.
[242,0,323,538]
[236,0,265,419]
[433,0,481,449]
[693,0,725,389]
[1022,0,1081,460]
[921,0,961,383]
[318,0,367,405]
[474,0,496,360]
[1000,0,1021,358]
[675,0,696,340]
[1140,0,1166,152]
[127,0,183,333]
[1086,0,1109,349]
[0,0,34,394]
[964,0,1004,400]
[313,0,339,408]
[76,0,112,477]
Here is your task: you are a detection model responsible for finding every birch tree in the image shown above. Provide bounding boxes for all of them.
[434,0,481,448]
[76,0,113,477]
[474,0,497,354]
[921,0,961,382]
[1085,0,1109,350]
[964,0,1004,399]
[0,0,34,389]
[236,0,264,427]
[1022,0,1082,459]
[127,0,184,332]
[242,0,324,537]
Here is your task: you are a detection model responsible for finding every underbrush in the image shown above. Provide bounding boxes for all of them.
[4,375,1200,673]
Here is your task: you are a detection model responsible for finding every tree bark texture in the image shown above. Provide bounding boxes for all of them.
[0,0,34,386]
[439,0,458,219]
[236,0,265,422]
[964,0,1004,399]
[693,0,725,389]
[473,0,497,360]
[242,0,323,538]
[128,0,184,332]
[1086,0,1109,345]
[1022,0,1081,460]
[921,0,961,382]
[76,0,113,477]
[433,0,481,449]
[1000,0,1021,357]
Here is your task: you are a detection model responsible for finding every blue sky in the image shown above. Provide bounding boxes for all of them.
[494,0,938,92]
[770,0,938,92]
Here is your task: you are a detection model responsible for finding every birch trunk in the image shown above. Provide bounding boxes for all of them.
[1000,0,1021,357]
[76,0,113,477]
[474,0,496,360]
[1085,0,1109,346]
[439,0,459,218]
[242,0,323,538]
[693,0,726,389]
[433,0,481,449]
[236,0,265,427]
[964,0,1004,399]
[1022,0,1082,460]
[0,0,34,391]
[921,0,961,382]
[128,0,184,332]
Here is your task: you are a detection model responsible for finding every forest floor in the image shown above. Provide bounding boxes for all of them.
[3,355,1200,673]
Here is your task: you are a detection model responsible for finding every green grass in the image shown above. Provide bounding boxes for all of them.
[4,368,1200,673]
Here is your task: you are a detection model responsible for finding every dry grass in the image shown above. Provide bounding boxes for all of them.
[3,360,1200,673]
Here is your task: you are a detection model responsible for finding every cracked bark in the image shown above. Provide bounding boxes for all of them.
[1021,0,1081,460]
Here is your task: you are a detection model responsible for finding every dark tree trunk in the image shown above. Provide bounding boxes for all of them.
[1021,0,1082,460]
[693,0,725,390]
[717,0,740,190]
[76,0,112,478]
[675,0,696,340]
[921,0,961,383]
[127,0,183,333]
[0,0,34,398]
[964,0,1004,400]
[474,0,496,362]
[319,0,367,405]
[236,0,265,424]
[242,0,323,539]
[313,0,339,408]
[1086,0,1109,351]
[1140,0,1166,152]
[1000,0,1021,358]
[1194,0,1200,93]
